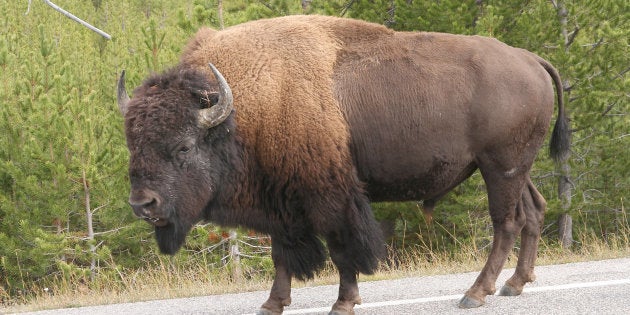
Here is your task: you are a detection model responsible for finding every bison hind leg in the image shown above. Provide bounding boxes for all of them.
[500,177,546,296]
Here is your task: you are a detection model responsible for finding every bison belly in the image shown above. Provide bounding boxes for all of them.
[355,142,477,202]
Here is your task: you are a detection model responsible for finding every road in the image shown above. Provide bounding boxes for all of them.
[17,257,630,315]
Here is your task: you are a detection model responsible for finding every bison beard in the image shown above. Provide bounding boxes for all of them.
[154,220,192,255]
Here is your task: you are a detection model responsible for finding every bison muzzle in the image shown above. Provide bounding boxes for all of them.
[117,15,570,314]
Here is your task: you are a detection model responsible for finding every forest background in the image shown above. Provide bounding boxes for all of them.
[0,0,628,306]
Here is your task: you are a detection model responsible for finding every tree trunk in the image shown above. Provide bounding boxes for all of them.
[553,0,574,249]
[217,0,224,30]
[82,169,96,281]
[558,212,573,248]
[301,0,312,11]
[558,161,573,248]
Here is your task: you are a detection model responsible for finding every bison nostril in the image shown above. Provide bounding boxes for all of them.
[128,190,161,219]
[144,198,157,208]
[148,198,158,207]
[130,198,157,219]
[129,197,157,208]
[129,190,161,207]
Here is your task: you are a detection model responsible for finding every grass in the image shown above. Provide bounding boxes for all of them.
[4,202,629,313]
[4,227,629,314]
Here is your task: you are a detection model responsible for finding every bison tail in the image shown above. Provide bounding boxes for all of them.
[550,108,571,163]
[538,56,571,162]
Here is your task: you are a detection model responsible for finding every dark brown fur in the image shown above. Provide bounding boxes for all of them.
[121,15,570,313]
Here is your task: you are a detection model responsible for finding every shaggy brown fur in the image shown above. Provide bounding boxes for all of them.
[120,15,570,314]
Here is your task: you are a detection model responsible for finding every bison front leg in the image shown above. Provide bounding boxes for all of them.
[330,269,361,315]
[326,236,363,315]
[324,191,384,314]
[258,242,292,315]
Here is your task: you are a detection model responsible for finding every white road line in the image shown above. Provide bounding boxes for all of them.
[521,278,630,293]
[354,294,463,309]
[244,278,630,315]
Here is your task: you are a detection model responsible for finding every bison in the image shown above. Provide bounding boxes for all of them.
[117,15,570,314]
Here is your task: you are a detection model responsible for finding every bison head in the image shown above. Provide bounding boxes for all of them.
[117,64,234,254]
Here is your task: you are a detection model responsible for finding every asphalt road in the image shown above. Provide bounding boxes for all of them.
[16,257,630,315]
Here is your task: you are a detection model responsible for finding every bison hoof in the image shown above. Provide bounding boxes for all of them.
[498,284,522,296]
[458,295,485,309]
[256,308,281,315]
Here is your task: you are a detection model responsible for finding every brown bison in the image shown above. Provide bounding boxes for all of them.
[117,15,569,314]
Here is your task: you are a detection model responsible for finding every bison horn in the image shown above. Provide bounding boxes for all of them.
[198,63,234,129]
[117,70,131,116]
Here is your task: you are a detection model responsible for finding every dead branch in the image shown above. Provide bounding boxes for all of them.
[25,0,32,15]
[43,0,111,40]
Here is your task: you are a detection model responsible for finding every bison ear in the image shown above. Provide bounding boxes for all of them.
[198,63,234,129]
[117,70,131,116]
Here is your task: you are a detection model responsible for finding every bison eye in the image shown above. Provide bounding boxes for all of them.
[179,146,191,154]
[173,139,196,159]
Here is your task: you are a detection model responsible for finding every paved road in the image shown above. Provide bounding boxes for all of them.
[17,257,630,315]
